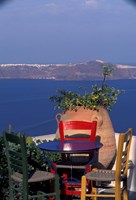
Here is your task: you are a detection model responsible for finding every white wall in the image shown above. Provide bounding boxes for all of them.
[115,133,136,192]
[33,133,56,143]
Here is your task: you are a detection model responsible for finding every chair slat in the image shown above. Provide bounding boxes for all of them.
[10,157,23,167]
[10,163,23,172]
[9,150,22,158]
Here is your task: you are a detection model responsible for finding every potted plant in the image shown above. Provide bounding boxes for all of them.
[50,66,124,169]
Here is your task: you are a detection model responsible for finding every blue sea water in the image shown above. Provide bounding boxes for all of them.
[0,79,135,136]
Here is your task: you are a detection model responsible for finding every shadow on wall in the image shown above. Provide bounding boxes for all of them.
[127,134,136,192]
[129,191,136,200]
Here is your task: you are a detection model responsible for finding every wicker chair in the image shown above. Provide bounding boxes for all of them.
[81,128,133,200]
[3,131,60,200]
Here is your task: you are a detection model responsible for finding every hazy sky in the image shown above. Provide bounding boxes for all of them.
[0,0,136,65]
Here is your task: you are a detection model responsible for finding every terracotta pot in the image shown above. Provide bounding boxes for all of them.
[55,107,116,169]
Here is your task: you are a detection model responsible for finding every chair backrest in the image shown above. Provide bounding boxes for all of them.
[3,131,28,196]
[115,128,132,181]
[58,120,97,141]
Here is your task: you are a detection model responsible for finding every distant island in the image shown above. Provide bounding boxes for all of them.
[0,60,136,80]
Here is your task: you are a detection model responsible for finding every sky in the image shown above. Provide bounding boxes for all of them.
[0,0,136,65]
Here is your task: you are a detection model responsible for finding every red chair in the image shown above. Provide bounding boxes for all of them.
[59,120,97,141]
[56,114,97,198]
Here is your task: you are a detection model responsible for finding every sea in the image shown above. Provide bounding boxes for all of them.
[0,79,135,137]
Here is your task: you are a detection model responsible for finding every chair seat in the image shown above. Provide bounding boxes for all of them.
[86,169,116,182]
[86,169,128,182]
[11,170,55,183]
[56,159,90,169]
[70,155,90,163]
[56,154,94,168]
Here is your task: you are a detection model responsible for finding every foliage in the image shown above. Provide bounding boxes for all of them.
[50,66,124,112]
[0,136,8,199]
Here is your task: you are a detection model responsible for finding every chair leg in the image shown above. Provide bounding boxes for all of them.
[91,186,97,200]
[122,180,128,200]
[9,187,14,200]
[9,179,14,200]
[123,190,128,200]
[115,182,121,200]
[81,176,87,200]
[55,174,60,200]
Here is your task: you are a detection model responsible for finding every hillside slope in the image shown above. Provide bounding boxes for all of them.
[0,60,136,80]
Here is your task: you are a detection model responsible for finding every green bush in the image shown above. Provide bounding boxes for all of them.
[0,136,8,199]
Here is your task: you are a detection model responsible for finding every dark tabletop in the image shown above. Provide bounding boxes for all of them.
[38,140,103,153]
